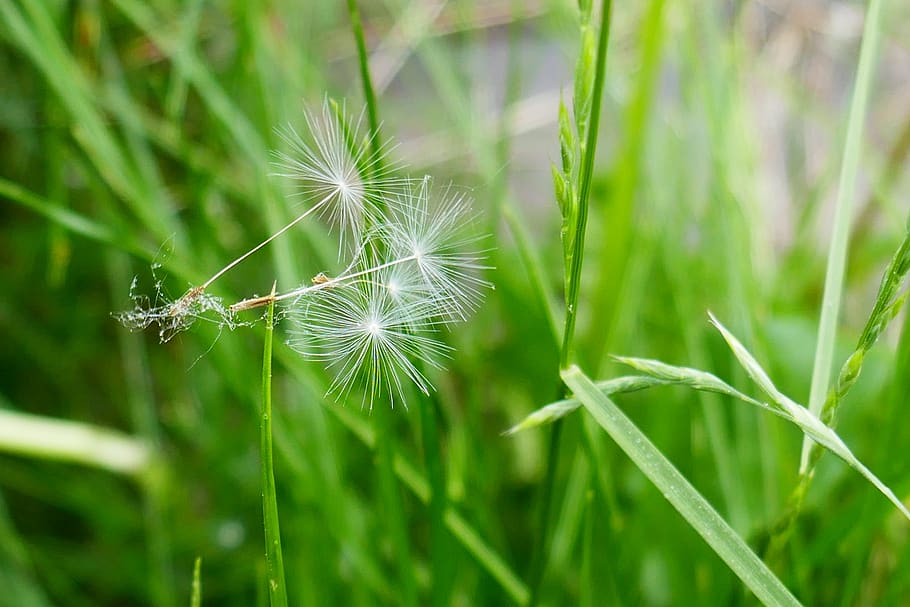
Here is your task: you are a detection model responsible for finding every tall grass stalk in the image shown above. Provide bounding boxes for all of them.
[260,293,288,607]
[190,557,202,607]
[373,406,418,607]
[529,2,613,605]
[345,0,382,180]
[559,0,612,369]
[799,0,885,472]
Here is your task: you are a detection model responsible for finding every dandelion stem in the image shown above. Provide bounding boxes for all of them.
[230,252,422,312]
[200,196,328,291]
[278,253,416,299]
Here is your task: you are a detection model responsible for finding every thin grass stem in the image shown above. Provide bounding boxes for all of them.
[530,3,614,605]
[559,0,613,370]
[419,387,452,607]
[345,0,383,184]
[374,405,419,607]
[799,0,885,473]
[260,289,288,607]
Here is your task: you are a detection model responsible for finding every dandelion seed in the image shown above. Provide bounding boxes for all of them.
[115,100,407,339]
[288,260,452,409]
[380,178,493,322]
[273,99,410,252]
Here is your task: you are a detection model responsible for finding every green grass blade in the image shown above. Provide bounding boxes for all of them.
[260,295,288,607]
[345,0,383,178]
[190,557,202,607]
[561,365,801,607]
[374,405,419,607]
[801,0,885,471]
[419,393,452,607]
[0,408,150,477]
[442,510,530,606]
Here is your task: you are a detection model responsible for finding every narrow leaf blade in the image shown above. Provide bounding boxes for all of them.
[561,365,801,607]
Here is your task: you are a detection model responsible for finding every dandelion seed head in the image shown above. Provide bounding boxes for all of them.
[115,100,494,408]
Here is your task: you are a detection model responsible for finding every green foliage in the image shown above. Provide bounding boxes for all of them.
[2,1,910,606]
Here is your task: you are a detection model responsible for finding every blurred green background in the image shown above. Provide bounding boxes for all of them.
[2,0,910,605]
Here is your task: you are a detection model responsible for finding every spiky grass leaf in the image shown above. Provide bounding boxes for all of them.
[504,399,581,435]
[561,365,802,607]
[709,313,910,522]
[505,375,663,434]
[613,356,766,407]
[573,27,596,139]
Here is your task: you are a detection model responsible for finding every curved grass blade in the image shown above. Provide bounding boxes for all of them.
[504,375,664,435]
[504,364,774,436]
[561,365,801,607]
[709,313,910,522]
